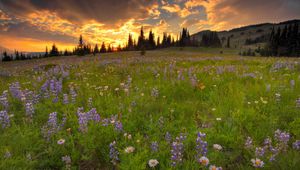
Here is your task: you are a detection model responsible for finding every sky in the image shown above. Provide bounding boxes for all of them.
[0,0,299,52]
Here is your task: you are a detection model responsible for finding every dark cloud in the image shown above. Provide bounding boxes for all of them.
[0,0,157,25]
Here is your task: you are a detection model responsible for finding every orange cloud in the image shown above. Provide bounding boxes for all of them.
[162,4,181,13]
[186,0,300,31]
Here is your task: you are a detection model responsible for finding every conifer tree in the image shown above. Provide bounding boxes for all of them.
[226,36,231,48]
[127,34,134,51]
[100,42,107,53]
[94,44,99,54]
[148,30,156,50]
[137,26,145,50]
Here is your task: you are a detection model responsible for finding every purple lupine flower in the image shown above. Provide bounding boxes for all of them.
[9,82,23,99]
[274,129,290,151]
[293,140,300,150]
[41,112,65,140]
[50,79,56,94]
[165,132,172,143]
[52,95,59,103]
[109,141,119,165]
[274,129,290,144]
[255,147,265,157]
[269,146,279,162]
[89,108,101,122]
[170,136,185,166]
[41,80,49,92]
[0,91,9,110]
[63,94,69,104]
[102,118,109,126]
[70,87,77,103]
[263,137,272,150]
[0,110,10,129]
[151,141,159,152]
[77,108,88,133]
[263,137,272,146]
[56,78,63,94]
[245,136,253,149]
[196,132,208,158]
[77,108,101,132]
[114,121,123,132]
[25,102,34,119]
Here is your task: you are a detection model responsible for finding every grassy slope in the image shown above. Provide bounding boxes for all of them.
[0,48,300,169]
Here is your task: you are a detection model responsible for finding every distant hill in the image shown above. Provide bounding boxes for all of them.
[192,19,300,49]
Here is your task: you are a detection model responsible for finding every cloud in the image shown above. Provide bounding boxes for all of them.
[180,18,200,28]
[0,0,158,26]
[0,10,11,21]
[162,4,181,13]
[185,0,300,31]
[0,0,299,51]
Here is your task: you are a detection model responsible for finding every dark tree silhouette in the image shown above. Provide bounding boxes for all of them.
[226,36,231,48]
[148,30,156,50]
[137,26,145,50]
[94,44,99,54]
[49,44,59,57]
[100,42,107,53]
[127,33,134,51]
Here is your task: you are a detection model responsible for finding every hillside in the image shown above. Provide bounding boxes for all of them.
[192,19,300,49]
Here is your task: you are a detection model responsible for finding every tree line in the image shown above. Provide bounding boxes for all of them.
[260,23,300,57]
[1,27,223,61]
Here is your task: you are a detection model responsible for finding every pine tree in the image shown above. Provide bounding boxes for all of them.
[94,44,99,54]
[2,51,12,61]
[156,36,160,48]
[290,23,299,56]
[15,50,20,60]
[107,44,112,53]
[200,31,221,47]
[45,46,49,57]
[226,36,231,48]
[137,26,145,50]
[117,44,122,51]
[100,42,107,53]
[162,33,168,48]
[127,34,134,51]
[79,35,83,47]
[148,30,156,50]
[49,44,59,57]
[77,35,85,56]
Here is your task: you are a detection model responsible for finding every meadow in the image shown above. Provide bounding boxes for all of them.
[0,48,300,169]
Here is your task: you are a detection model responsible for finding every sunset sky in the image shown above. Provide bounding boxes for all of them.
[0,0,300,52]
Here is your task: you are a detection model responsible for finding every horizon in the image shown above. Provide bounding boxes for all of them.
[1,0,300,52]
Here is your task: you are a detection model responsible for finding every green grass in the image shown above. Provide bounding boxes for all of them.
[0,48,300,169]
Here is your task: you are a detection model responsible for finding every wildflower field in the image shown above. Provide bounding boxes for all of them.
[0,48,300,169]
